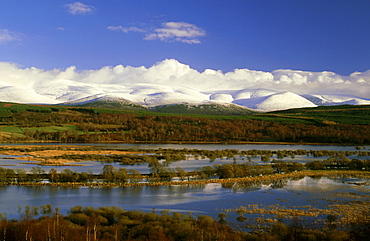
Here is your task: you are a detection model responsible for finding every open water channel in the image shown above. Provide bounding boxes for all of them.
[0,143,369,227]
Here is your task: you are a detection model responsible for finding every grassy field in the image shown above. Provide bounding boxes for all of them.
[269,105,370,125]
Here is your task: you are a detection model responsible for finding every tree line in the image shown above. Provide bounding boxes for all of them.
[1,154,368,185]
[1,109,369,144]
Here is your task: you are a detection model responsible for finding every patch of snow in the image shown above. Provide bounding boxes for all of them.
[210,93,234,102]
[143,92,205,107]
[233,89,279,100]
[303,94,370,106]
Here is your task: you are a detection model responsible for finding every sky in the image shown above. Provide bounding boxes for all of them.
[1,0,369,76]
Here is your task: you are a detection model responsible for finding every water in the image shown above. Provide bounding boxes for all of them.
[0,176,368,223]
[1,142,366,151]
[0,143,369,226]
[78,143,367,151]
[0,143,367,173]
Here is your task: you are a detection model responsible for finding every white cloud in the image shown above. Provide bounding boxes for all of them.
[107,26,146,33]
[145,22,206,44]
[0,60,369,106]
[65,2,95,15]
[0,29,21,44]
[108,22,206,44]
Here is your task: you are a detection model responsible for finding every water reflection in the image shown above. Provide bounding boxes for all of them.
[1,176,368,221]
[1,142,368,172]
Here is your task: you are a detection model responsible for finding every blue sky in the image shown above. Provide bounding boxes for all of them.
[1,0,369,75]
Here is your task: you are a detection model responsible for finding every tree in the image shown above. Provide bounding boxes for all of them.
[272,160,289,173]
[261,154,271,162]
[49,168,58,182]
[271,221,288,239]
[305,161,325,170]
[102,165,116,182]
[115,168,128,183]
[79,172,89,182]
[216,164,234,179]
[175,167,187,181]
[218,212,227,224]
[30,166,45,182]
[128,169,142,183]
[15,169,28,183]
[349,159,365,170]
[60,169,79,182]
[287,161,305,172]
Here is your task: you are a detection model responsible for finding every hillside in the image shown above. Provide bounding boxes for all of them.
[62,95,147,111]
[0,102,369,145]
[269,105,370,125]
[152,102,255,115]
[62,96,256,115]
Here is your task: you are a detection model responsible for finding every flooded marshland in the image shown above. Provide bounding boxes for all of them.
[0,143,369,228]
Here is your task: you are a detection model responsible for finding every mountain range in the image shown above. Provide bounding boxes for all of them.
[0,59,369,112]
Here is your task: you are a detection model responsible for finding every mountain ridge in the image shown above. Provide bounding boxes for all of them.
[56,90,370,113]
[1,59,369,112]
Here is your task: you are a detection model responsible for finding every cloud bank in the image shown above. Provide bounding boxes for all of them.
[0,59,369,110]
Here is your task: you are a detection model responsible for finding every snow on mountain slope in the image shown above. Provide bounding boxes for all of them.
[302,94,370,106]
[0,59,369,112]
[210,93,234,102]
[63,94,128,105]
[33,79,105,102]
[233,92,317,112]
[143,91,206,107]
[233,89,279,99]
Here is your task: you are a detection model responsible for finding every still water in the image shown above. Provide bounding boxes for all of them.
[0,144,369,224]
[0,176,369,222]
[0,143,367,173]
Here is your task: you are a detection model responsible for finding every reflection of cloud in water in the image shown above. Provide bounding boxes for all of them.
[202,183,222,192]
[182,184,227,203]
[284,177,343,192]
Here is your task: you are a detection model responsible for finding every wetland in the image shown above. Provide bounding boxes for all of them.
[0,144,369,233]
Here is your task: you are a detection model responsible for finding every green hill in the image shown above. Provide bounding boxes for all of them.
[0,102,369,144]
[152,103,256,115]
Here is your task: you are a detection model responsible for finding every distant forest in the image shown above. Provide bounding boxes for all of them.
[0,103,369,144]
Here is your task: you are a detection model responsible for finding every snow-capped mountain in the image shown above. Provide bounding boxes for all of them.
[301,94,370,106]
[233,92,318,112]
[63,95,146,110]
[0,59,369,112]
